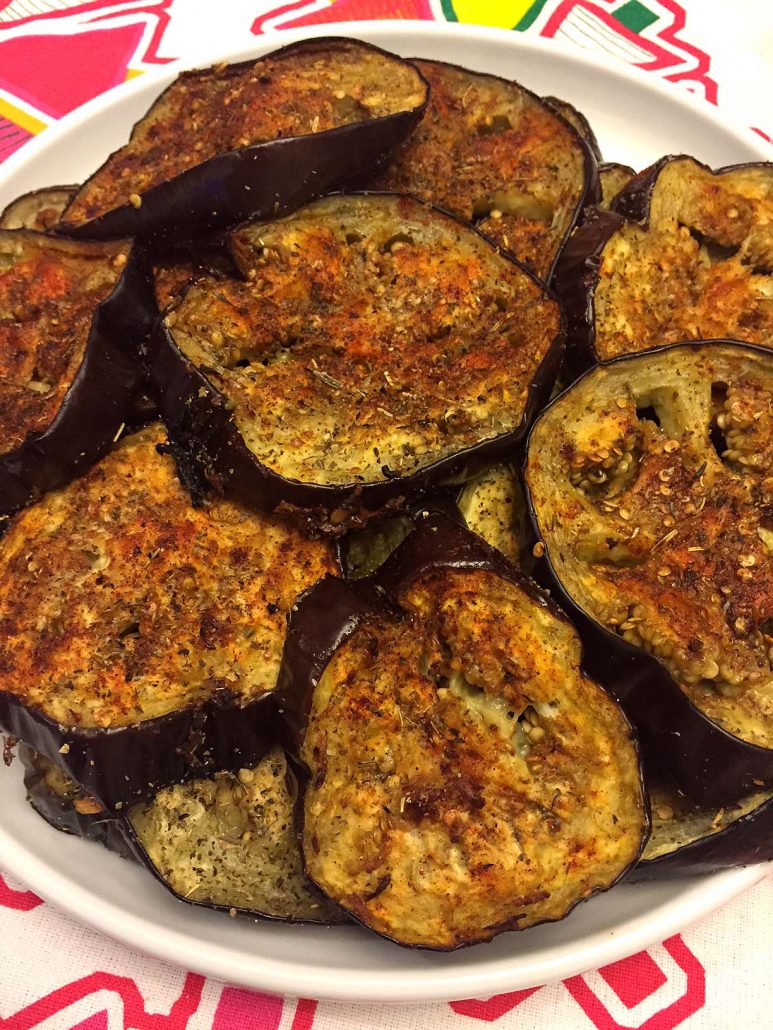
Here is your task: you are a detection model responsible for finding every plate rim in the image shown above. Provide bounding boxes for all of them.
[0,18,770,1004]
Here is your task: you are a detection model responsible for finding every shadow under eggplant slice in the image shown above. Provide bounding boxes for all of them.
[525,340,773,805]
[276,512,648,950]
[371,59,599,281]
[151,192,563,533]
[58,38,428,241]
[0,424,338,809]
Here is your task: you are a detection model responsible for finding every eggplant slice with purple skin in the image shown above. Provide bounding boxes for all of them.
[0,424,338,810]
[0,185,76,232]
[554,156,773,377]
[370,60,599,280]
[456,462,525,565]
[58,38,428,242]
[276,511,648,950]
[21,745,345,923]
[542,95,603,163]
[152,192,563,532]
[598,163,635,211]
[632,771,773,877]
[0,228,155,519]
[525,341,773,806]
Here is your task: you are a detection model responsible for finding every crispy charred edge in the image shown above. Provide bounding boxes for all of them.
[20,744,134,858]
[0,186,77,232]
[398,59,600,284]
[58,38,429,242]
[277,510,648,950]
[0,682,278,813]
[523,339,773,806]
[0,236,157,520]
[150,193,565,533]
[20,744,347,923]
[542,96,603,162]
[550,205,624,383]
[630,775,773,879]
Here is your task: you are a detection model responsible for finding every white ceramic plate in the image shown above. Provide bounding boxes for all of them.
[0,20,769,1004]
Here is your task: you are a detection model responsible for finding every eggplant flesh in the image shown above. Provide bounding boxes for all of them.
[0,186,76,232]
[595,157,773,358]
[637,774,773,872]
[155,193,561,522]
[371,60,596,278]
[128,748,346,923]
[0,231,130,453]
[282,515,646,950]
[456,463,525,565]
[525,342,773,780]
[0,424,336,806]
[60,38,428,239]
[599,163,635,211]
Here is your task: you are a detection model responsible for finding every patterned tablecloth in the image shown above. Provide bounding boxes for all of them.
[0,2,771,1028]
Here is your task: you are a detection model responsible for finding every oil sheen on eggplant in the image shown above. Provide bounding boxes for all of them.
[283,516,646,950]
[525,343,773,795]
[0,424,336,806]
[371,60,597,278]
[598,157,773,357]
[60,38,428,239]
[155,193,561,525]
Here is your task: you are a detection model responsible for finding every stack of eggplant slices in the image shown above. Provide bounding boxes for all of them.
[0,37,771,952]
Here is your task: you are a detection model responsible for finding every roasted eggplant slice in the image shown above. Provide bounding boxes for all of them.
[22,744,345,922]
[277,512,647,950]
[0,229,155,518]
[342,514,414,578]
[525,341,773,804]
[152,193,563,530]
[0,186,76,232]
[0,424,337,809]
[371,61,599,279]
[635,772,773,876]
[599,163,635,210]
[59,38,428,241]
[542,96,602,162]
[555,156,773,375]
[456,463,524,564]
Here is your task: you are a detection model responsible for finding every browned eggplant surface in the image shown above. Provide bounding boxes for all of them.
[0,424,336,805]
[281,515,647,949]
[525,343,773,799]
[154,193,562,524]
[599,163,635,210]
[0,186,76,232]
[60,39,428,239]
[595,157,772,359]
[371,60,597,278]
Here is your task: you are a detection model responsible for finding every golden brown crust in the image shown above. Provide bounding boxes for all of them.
[301,567,645,949]
[526,345,773,747]
[372,60,587,276]
[64,40,427,225]
[596,160,773,358]
[169,194,559,489]
[0,231,128,451]
[0,425,336,728]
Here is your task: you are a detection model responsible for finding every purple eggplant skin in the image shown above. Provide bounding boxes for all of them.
[57,38,429,244]
[521,341,773,808]
[0,242,157,521]
[542,96,603,163]
[0,685,278,813]
[631,793,773,880]
[0,186,77,232]
[275,509,649,950]
[550,205,624,383]
[150,194,565,531]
